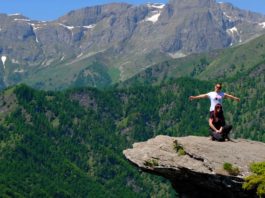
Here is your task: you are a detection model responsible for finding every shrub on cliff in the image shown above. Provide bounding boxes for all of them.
[243,162,265,197]
[223,162,240,176]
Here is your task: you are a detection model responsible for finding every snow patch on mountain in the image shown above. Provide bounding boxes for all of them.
[259,22,265,28]
[8,13,21,16]
[168,51,186,59]
[14,18,31,22]
[223,12,233,21]
[147,3,165,9]
[145,12,161,23]
[83,24,96,29]
[144,3,165,24]
[226,26,241,46]
[14,69,24,73]
[59,23,75,30]
[30,23,47,30]
[11,59,19,64]
[1,56,7,69]
[29,23,43,43]
[58,23,96,31]
[227,26,238,34]
[77,53,83,58]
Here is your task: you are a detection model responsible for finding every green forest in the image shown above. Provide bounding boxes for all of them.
[0,71,264,197]
[0,34,265,198]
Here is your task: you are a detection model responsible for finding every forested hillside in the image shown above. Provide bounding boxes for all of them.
[0,73,264,196]
[0,84,176,197]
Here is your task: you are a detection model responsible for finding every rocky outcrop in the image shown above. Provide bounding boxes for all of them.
[123,135,265,198]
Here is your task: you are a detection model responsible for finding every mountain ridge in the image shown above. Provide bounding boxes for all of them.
[0,0,265,89]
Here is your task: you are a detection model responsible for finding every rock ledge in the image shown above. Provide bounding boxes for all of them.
[123,135,265,198]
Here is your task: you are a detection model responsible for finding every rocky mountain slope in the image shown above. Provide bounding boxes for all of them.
[124,135,265,197]
[0,0,265,89]
[123,33,265,85]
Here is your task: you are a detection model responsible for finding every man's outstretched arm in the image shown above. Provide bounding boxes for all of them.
[224,93,240,102]
[189,94,208,101]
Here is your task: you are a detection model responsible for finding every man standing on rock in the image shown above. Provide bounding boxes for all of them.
[189,83,240,141]
[189,83,240,114]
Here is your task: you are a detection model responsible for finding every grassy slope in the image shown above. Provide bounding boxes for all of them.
[198,34,265,80]
[17,47,168,90]
[124,34,265,85]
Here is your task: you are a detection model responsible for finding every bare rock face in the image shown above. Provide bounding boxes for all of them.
[1,1,265,89]
[123,135,265,198]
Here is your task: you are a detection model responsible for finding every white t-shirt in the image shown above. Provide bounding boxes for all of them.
[207,91,225,111]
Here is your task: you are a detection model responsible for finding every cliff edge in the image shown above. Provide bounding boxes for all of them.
[123,135,265,198]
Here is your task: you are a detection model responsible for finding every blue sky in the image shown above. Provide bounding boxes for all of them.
[1,0,265,21]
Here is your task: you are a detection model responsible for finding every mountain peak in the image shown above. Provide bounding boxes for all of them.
[0,0,265,89]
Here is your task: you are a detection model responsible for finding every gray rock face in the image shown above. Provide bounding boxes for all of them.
[0,1,265,88]
[123,135,265,197]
